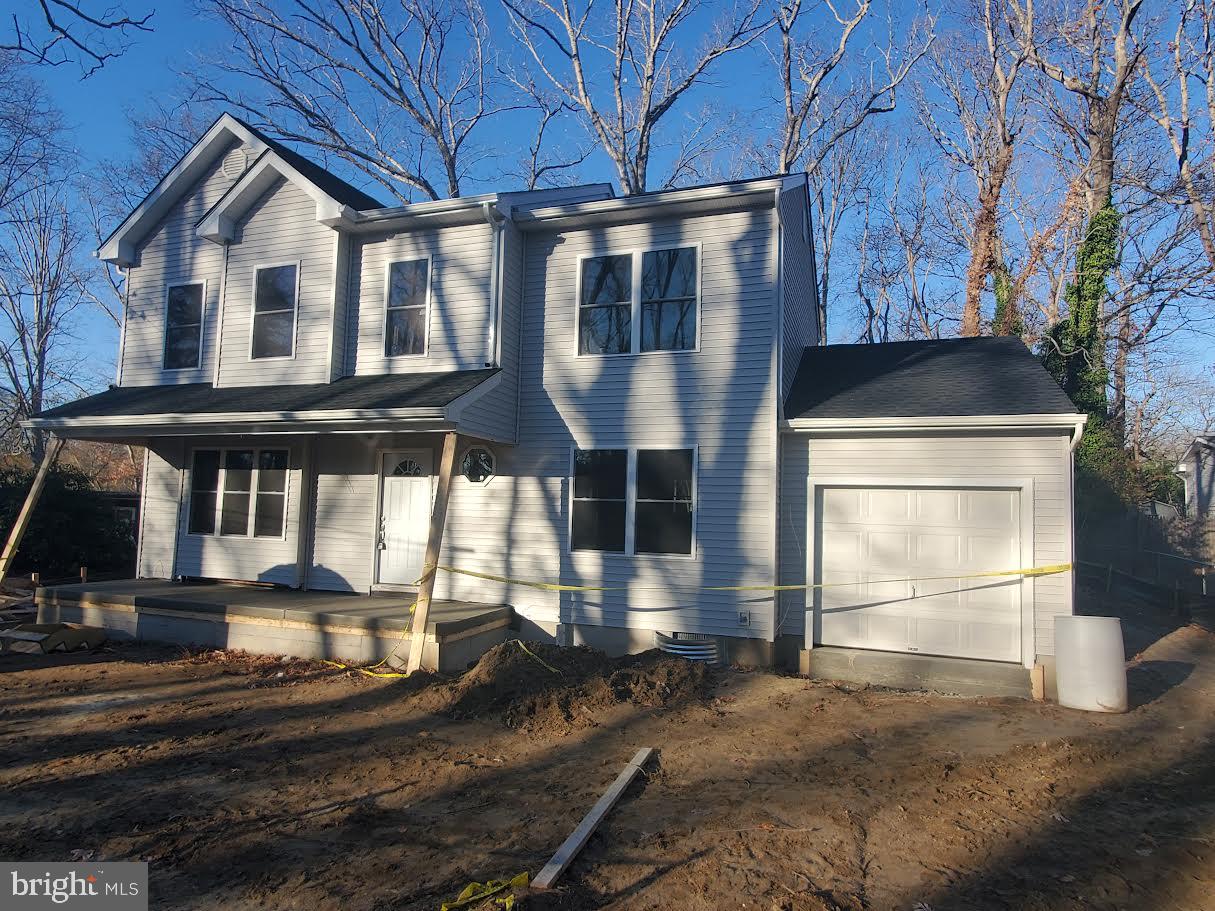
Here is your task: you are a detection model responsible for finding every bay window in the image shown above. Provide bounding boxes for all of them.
[571,447,695,555]
[188,448,289,538]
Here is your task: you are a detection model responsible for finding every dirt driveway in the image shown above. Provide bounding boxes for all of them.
[1,586,1212,911]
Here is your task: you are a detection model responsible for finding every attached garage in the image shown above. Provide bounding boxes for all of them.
[780,337,1085,688]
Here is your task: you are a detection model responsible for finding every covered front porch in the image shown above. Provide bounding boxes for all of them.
[35,578,514,673]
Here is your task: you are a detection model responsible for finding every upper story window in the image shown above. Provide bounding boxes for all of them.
[163,282,205,370]
[577,246,697,356]
[251,263,298,360]
[385,259,429,357]
[187,447,289,538]
[571,447,695,555]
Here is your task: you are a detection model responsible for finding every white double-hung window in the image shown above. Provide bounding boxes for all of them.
[577,246,697,355]
[187,448,289,539]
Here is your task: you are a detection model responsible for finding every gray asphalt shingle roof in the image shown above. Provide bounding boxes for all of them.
[37,369,498,421]
[784,337,1078,420]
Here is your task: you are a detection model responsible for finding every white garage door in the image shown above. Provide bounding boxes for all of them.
[814,486,1023,663]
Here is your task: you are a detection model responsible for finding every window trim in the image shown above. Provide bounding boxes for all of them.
[161,279,207,372]
[573,242,701,358]
[567,444,698,558]
[381,254,432,360]
[247,260,302,362]
[185,446,291,541]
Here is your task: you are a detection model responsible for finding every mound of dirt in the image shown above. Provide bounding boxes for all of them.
[441,641,711,733]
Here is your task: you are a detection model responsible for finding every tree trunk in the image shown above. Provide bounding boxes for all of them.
[961,145,1015,336]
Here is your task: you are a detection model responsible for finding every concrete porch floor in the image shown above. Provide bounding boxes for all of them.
[35,579,514,673]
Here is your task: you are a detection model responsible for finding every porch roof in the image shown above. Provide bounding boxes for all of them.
[25,368,499,438]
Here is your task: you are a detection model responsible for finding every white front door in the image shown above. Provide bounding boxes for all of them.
[814,486,1023,663]
[377,450,433,586]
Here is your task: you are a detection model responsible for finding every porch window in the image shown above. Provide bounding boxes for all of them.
[251,264,298,359]
[163,282,204,370]
[571,447,695,555]
[188,448,289,538]
[384,259,429,357]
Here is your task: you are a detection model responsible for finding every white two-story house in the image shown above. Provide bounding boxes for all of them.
[31,114,1086,692]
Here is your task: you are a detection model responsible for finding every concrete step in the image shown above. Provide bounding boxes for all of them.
[804,646,1031,698]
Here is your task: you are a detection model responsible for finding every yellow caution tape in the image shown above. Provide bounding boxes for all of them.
[440,872,529,911]
[435,562,1072,594]
[321,595,420,679]
[516,640,561,674]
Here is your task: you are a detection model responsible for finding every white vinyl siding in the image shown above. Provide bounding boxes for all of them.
[119,138,241,387]
[780,430,1074,657]
[780,183,818,398]
[137,442,186,579]
[216,177,336,386]
[457,220,524,443]
[307,435,380,593]
[434,208,780,640]
[347,222,494,375]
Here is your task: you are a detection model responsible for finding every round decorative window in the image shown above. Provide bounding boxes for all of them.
[460,446,495,483]
[391,457,424,477]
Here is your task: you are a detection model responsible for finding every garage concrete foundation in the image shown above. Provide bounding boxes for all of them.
[802,646,1031,698]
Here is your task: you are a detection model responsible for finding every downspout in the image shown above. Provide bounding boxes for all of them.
[212,241,230,387]
[771,186,784,644]
[482,201,505,367]
[114,265,129,386]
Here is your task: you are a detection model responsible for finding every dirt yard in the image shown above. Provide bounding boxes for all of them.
[2,586,1213,911]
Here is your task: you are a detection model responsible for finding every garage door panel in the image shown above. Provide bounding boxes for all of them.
[868,489,912,522]
[815,484,1022,664]
[821,488,863,523]
[916,533,961,566]
[915,490,961,523]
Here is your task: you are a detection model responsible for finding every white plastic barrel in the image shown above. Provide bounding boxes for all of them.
[1054,615,1128,713]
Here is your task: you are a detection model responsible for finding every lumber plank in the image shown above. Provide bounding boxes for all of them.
[534,747,654,889]
[406,431,458,674]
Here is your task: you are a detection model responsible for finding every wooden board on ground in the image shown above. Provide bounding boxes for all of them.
[534,747,654,889]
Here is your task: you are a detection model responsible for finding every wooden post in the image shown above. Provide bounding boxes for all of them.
[406,432,459,674]
[0,437,64,586]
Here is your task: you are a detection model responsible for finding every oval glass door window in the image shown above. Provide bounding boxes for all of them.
[392,458,424,477]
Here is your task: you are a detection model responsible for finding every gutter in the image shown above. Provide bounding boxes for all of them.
[782,413,1090,434]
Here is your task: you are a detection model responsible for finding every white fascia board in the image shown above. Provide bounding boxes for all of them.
[782,413,1088,434]
[513,178,784,231]
[98,113,267,266]
[24,406,450,432]
[195,150,355,244]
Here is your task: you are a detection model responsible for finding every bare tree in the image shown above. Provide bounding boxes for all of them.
[772,0,934,177]
[0,176,93,463]
[0,56,62,221]
[198,0,505,201]
[2,1,152,77]
[1136,0,1215,273]
[504,72,593,189]
[918,0,1029,336]
[1011,0,1146,220]
[503,0,770,194]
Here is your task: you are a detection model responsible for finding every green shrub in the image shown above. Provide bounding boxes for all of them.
[0,464,136,578]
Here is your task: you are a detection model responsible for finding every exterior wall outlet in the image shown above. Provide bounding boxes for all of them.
[737,611,750,627]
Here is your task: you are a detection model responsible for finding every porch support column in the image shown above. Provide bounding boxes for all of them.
[0,436,65,585]
[407,431,458,673]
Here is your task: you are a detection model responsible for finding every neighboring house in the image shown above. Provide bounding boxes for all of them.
[1177,435,1215,518]
[27,114,1085,687]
